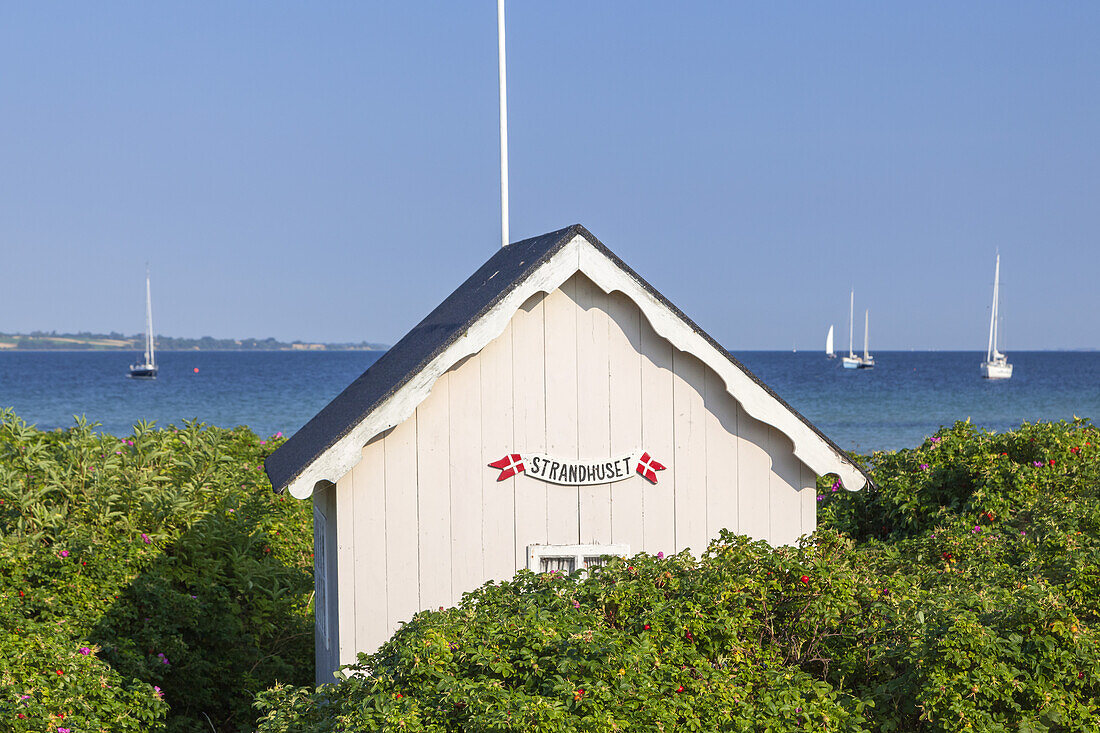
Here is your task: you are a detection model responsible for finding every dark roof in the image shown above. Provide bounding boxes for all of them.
[265,224,871,494]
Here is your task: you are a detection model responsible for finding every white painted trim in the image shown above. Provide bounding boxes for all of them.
[527,543,630,572]
[286,234,866,498]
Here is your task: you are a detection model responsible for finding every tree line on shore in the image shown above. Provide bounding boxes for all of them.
[0,331,386,351]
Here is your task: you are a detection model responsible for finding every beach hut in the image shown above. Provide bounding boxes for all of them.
[265,224,869,683]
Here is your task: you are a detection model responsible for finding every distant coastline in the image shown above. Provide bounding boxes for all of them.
[0,332,388,351]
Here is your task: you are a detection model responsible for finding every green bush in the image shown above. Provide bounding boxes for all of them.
[255,420,1100,732]
[0,409,314,732]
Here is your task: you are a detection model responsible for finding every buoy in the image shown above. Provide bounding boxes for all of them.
[193,367,200,373]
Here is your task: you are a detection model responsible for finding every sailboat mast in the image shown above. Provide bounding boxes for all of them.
[145,270,154,366]
[848,290,855,358]
[986,254,999,361]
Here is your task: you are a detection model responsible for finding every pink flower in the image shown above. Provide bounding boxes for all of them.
[930,437,941,444]
[973,526,983,533]
[79,646,91,655]
[573,600,580,609]
[154,686,163,698]
[141,533,152,544]
[58,550,69,558]
[919,463,930,470]
[259,440,266,445]
[58,728,71,733]
[157,652,170,665]
[656,552,664,559]
[274,431,284,439]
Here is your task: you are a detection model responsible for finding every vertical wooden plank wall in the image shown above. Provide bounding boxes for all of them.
[769,429,804,546]
[348,436,386,666]
[607,291,643,552]
[576,276,613,545]
[384,417,420,632]
[672,351,708,555]
[800,464,818,538]
[333,272,822,665]
[638,310,677,556]
[511,294,548,568]
[544,280,580,545]
[704,370,739,539]
[448,355,483,605]
[416,374,452,611]
[737,411,772,540]
[480,324,516,582]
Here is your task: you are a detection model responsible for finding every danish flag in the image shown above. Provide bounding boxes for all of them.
[635,452,666,484]
[489,453,526,481]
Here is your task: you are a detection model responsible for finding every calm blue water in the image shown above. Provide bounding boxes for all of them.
[0,351,383,439]
[735,351,1100,453]
[1,350,1098,452]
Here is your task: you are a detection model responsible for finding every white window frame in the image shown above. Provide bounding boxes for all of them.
[527,544,630,574]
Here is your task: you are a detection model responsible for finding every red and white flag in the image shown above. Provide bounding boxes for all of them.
[635,452,666,484]
[488,453,526,481]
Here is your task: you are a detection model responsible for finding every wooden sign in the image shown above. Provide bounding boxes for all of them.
[489,451,666,485]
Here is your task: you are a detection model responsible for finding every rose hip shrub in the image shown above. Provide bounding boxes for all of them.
[0,409,314,733]
[0,616,166,731]
[814,419,1100,729]
[258,533,875,732]
[255,419,1100,732]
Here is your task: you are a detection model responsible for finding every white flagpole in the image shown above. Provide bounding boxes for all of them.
[497,0,510,248]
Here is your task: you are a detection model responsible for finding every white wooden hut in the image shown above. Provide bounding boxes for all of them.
[265,225,869,683]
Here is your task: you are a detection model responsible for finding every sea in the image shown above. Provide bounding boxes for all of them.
[1,350,1099,454]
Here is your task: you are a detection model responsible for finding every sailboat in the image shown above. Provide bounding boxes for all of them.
[128,269,158,379]
[859,309,875,369]
[981,253,1012,380]
[825,325,836,359]
[841,290,863,369]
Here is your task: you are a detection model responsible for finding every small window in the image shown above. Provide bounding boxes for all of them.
[527,544,629,575]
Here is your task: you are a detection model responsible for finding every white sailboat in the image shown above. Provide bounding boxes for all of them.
[859,309,875,369]
[981,253,1012,380]
[841,290,863,369]
[128,269,158,379]
[825,325,836,359]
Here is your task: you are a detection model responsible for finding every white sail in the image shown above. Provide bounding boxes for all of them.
[128,268,158,378]
[841,290,863,368]
[986,254,998,362]
[863,310,870,360]
[848,290,855,358]
[981,253,1012,379]
[825,325,835,357]
[144,271,155,368]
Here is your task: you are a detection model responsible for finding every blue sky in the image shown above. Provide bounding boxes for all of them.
[1,3,1097,349]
